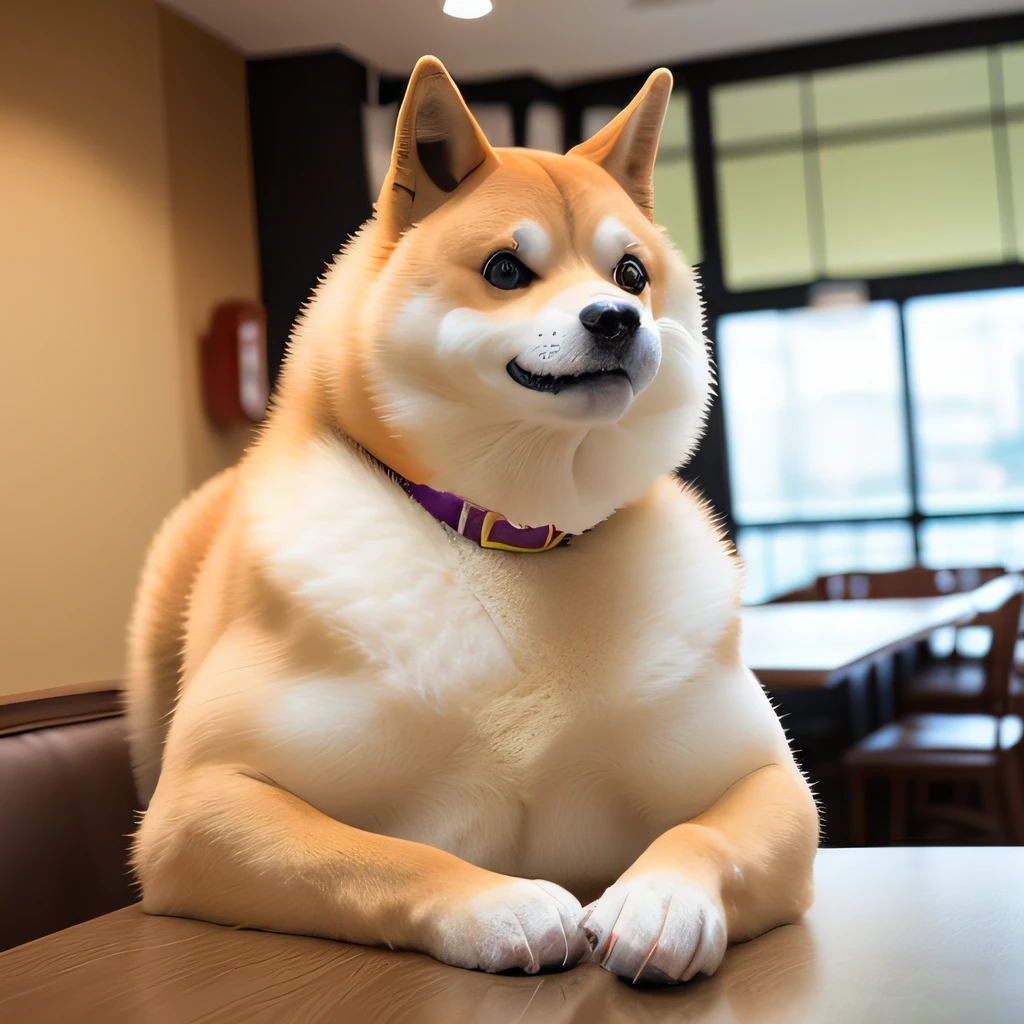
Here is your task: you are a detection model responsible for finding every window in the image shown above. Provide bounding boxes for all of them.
[716,150,814,288]
[919,516,1024,571]
[713,78,813,288]
[710,46,1024,290]
[719,302,911,524]
[1007,44,1024,251]
[818,128,1004,277]
[812,49,991,130]
[722,288,1024,601]
[907,288,1024,515]
[738,522,915,606]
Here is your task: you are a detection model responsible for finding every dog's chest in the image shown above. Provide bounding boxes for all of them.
[252,468,738,887]
[457,542,624,691]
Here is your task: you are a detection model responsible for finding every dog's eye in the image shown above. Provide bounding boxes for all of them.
[613,254,648,295]
[482,251,534,291]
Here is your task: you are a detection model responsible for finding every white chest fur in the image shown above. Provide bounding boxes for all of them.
[207,440,787,894]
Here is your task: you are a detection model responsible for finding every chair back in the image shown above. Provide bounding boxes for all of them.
[0,683,138,951]
[973,583,1024,717]
[816,566,1006,601]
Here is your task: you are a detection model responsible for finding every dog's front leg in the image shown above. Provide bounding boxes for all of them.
[134,765,590,973]
[582,761,818,984]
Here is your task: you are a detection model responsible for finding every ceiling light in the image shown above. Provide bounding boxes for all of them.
[443,0,493,19]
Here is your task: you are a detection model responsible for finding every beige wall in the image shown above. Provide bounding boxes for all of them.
[0,0,259,696]
[159,7,260,486]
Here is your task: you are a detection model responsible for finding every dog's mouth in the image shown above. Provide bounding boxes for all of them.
[506,360,632,396]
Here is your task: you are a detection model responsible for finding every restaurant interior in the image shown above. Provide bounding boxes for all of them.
[2,0,1024,1019]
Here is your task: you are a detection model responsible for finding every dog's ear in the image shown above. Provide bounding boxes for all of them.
[569,69,673,221]
[377,56,500,237]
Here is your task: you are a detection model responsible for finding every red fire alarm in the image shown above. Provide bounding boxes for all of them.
[201,300,269,424]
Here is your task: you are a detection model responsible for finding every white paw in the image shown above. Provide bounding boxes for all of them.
[582,872,727,984]
[424,878,589,974]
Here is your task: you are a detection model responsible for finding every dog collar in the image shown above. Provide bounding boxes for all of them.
[399,477,570,554]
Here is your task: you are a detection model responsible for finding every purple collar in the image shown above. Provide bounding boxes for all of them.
[399,477,570,553]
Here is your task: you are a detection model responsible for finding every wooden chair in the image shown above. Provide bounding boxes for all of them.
[844,584,1024,846]
[844,714,1024,845]
[902,588,1024,716]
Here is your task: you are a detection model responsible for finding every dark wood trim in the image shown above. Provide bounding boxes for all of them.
[511,102,528,148]
[0,683,124,738]
[680,12,1024,86]
[378,73,562,106]
[711,264,1024,314]
[247,51,372,386]
[560,12,1024,96]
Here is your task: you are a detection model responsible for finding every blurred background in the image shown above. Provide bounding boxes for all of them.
[2,0,1024,863]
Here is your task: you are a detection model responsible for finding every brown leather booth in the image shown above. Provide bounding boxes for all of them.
[0,683,139,952]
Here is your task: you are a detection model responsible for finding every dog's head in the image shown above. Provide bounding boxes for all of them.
[301,57,710,535]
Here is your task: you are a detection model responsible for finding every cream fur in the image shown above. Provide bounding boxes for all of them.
[126,58,817,984]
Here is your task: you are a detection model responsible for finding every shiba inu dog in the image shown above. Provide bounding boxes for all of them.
[127,56,818,984]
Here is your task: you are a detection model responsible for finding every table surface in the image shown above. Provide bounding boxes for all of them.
[740,574,1023,689]
[2,847,1023,1024]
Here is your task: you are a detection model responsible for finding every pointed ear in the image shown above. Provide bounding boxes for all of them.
[569,69,673,221]
[377,56,500,238]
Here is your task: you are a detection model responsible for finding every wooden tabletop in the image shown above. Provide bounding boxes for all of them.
[2,847,1023,1024]
[741,574,1024,689]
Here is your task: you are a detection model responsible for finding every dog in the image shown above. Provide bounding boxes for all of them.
[127,56,818,984]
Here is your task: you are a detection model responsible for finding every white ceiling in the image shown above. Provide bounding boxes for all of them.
[162,0,1024,83]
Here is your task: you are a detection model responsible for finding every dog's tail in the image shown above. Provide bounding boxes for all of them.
[125,468,237,807]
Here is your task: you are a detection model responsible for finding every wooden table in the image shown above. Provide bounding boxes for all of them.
[741,573,1023,689]
[740,573,1023,755]
[740,593,976,690]
[741,593,980,739]
[2,848,1022,1023]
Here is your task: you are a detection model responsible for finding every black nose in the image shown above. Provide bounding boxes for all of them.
[579,301,641,350]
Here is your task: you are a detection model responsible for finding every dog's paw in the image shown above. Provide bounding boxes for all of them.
[419,877,589,974]
[581,871,727,984]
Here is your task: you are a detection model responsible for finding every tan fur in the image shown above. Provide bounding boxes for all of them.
[126,468,237,804]
[127,57,817,982]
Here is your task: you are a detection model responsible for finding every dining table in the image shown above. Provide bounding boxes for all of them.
[739,573,1024,737]
[2,846,1022,1023]
[740,573,1023,690]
